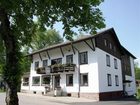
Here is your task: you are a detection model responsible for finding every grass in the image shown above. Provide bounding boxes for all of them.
[0,88,5,93]
[136,88,140,101]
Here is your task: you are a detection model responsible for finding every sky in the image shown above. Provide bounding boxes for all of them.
[99,0,140,65]
[54,0,140,65]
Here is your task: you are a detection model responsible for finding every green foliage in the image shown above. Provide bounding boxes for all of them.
[0,0,105,104]
[0,0,105,42]
[136,88,140,100]
[31,28,63,50]
[135,62,140,80]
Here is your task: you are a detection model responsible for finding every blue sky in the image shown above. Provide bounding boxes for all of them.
[54,0,140,65]
[99,0,140,64]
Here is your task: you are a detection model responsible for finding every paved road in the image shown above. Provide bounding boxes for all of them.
[0,93,139,105]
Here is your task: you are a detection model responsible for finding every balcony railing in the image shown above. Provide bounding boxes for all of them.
[49,64,76,73]
[36,67,46,74]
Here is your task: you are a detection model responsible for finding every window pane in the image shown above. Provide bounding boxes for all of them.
[43,60,48,67]
[114,58,118,69]
[66,74,73,86]
[35,61,39,70]
[80,73,88,86]
[42,75,50,85]
[66,55,73,64]
[23,77,29,86]
[80,52,88,64]
[115,75,119,86]
[32,76,40,86]
[107,74,111,86]
[106,55,110,66]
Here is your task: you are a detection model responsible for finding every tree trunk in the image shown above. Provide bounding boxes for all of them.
[0,8,20,105]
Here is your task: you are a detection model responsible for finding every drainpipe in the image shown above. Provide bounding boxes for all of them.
[71,44,80,98]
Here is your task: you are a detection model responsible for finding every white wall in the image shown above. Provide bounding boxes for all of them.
[97,48,123,92]
[28,40,100,93]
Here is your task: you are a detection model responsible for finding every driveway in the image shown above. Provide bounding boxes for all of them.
[0,93,139,105]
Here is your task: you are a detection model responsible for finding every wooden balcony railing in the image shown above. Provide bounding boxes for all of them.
[49,64,76,73]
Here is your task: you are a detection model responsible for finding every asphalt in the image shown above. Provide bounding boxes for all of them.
[0,93,139,105]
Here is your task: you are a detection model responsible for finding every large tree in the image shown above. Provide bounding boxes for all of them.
[31,28,63,50]
[0,0,105,105]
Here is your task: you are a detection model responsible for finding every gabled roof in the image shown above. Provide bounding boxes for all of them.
[27,28,136,59]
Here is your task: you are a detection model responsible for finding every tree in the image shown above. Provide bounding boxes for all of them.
[31,28,63,50]
[135,62,140,80]
[0,1,105,105]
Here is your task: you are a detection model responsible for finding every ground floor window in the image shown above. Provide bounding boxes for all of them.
[80,73,88,86]
[115,75,119,86]
[66,74,73,86]
[107,74,112,86]
[41,75,50,85]
[32,76,40,86]
[22,77,29,86]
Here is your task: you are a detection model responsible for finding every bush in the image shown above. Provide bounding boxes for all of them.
[136,88,140,100]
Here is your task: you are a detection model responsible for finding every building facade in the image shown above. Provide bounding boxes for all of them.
[21,28,136,100]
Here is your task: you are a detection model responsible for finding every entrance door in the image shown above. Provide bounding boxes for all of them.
[54,75,60,88]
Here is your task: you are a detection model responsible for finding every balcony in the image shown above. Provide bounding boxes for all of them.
[49,64,76,73]
[36,67,46,74]
[36,67,50,74]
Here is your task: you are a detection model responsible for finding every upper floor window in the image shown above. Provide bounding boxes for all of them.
[113,46,116,52]
[106,55,110,67]
[115,75,119,86]
[66,74,73,86]
[66,54,73,64]
[80,73,88,86]
[104,39,107,46]
[35,61,39,70]
[79,52,88,65]
[43,59,48,67]
[107,74,112,86]
[114,58,118,69]
[51,58,62,65]
[109,43,112,49]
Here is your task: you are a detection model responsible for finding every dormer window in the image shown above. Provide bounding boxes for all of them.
[109,43,112,49]
[104,39,107,46]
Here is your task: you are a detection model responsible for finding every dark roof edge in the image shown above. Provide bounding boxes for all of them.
[121,46,136,59]
[27,28,114,56]
[27,28,136,59]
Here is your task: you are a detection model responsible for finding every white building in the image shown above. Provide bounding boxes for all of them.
[21,28,136,100]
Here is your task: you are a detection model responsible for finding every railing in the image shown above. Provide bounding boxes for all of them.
[49,64,76,73]
[36,67,50,74]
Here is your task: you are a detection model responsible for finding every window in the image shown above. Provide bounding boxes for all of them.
[41,75,50,85]
[66,74,73,86]
[115,75,119,86]
[66,54,73,64]
[80,73,88,86]
[35,61,39,70]
[106,55,110,67]
[43,60,48,67]
[32,76,40,86]
[114,58,118,69]
[104,39,107,46]
[22,77,29,86]
[114,46,116,52]
[107,74,112,86]
[109,43,112,49]
[51,58,62,65]
[79,52,88,64]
